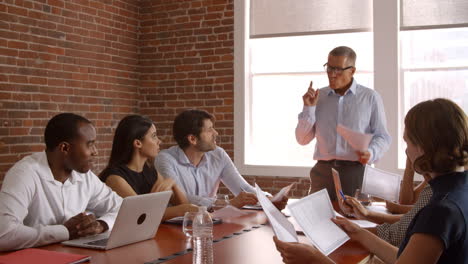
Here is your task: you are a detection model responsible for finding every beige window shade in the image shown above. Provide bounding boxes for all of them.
[401,0,468,30]
[250,0,372,38]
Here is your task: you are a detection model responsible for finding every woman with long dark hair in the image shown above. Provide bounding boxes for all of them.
[100,115,198,220]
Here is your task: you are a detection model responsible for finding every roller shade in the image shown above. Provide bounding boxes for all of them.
[250,0,372,38]
[401,0,468,29]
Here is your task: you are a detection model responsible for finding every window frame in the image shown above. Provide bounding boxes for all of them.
[234,0,466,178]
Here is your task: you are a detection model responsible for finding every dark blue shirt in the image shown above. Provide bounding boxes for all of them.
[398,171,468,263]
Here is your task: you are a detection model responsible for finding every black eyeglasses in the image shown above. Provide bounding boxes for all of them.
[323,63,354,75]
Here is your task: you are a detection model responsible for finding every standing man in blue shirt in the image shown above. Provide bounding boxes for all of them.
[296,46,391,200]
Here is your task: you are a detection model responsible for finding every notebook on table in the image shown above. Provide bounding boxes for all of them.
[62,191,171,250]
[0,248,90,264]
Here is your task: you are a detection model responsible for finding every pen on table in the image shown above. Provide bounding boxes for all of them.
[339,190,346,201]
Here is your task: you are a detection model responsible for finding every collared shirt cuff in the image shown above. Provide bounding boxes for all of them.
[302,105,316,116]
[50,225,70,242]
[368,148,376,164]
[299,106,316,124]
[203,197,216,208]
[190,196,215,208]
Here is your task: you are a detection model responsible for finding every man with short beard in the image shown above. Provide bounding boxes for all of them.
[155,109,287,209]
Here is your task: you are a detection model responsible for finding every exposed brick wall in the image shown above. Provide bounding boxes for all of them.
[138,0,235,153]
[0,0,311,196]
[137,0,310,198]
[0,0,141,181]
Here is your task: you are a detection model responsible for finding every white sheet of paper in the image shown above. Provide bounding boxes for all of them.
[271,183,294,202]
[289,189,349,256]
[361,165,401,202]
[334,211,378,228]
[352,219,378,228]
[336,124,373,151]
[255,184,298,242]
[366,202,390,214]
[211,205,249,219]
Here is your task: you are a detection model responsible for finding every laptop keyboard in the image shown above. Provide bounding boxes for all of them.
[85,238,108,246]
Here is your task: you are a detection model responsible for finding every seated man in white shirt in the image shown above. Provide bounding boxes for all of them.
[155,109,287,209]
[0,113,122,251]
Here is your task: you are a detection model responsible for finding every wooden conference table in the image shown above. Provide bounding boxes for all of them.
[36,209,372,264]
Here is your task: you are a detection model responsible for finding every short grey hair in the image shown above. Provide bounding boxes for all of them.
[329,46,356,66]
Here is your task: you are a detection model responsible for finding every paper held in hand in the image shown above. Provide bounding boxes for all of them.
[255,184,298,242]
[271,183,295,202]
[288,189,350,256]
[336,124,373,151]
[361,165,402,202]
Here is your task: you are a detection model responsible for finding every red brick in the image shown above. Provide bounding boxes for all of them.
[0,48,18,57]
[0,0,239,184]
[11,93,31,101]
[29,77,47,85]
[7,5,28,16]
[9,75,28,83]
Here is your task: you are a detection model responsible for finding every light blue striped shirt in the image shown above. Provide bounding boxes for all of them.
[154,146,256,207]
[295,79,391,163]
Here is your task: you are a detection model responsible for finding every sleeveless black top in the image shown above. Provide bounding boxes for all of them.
[100,164,158,195]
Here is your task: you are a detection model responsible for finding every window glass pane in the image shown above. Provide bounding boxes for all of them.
[247,33,374,167]
[248,73,373,167]
[401,28,468,69]
[399,28,468,168]
[248,75,317,166]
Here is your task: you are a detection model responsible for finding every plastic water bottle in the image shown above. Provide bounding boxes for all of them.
[192,206,213,264]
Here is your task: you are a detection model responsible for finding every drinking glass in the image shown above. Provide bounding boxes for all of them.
[354,188,373,206]
[212,194,230,211]
[182,211,198,237]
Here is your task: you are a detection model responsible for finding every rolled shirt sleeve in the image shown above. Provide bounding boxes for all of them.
[295,106,317,146]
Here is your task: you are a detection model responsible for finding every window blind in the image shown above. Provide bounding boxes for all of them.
[250,0,372,38]
[401,0,468,30]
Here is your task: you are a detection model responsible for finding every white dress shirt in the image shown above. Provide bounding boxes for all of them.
[0,152,122,251]
[154,146,255,207]
[295,79,391,163]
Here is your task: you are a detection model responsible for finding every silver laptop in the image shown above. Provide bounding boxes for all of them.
[62,191,171,250]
